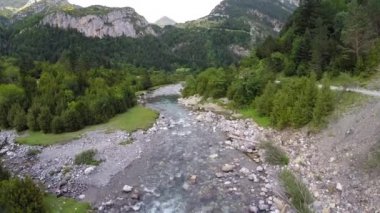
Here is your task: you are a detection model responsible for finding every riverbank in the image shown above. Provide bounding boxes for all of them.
[179,95,380,212]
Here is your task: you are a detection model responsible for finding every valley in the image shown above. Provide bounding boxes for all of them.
[0,0,380,212]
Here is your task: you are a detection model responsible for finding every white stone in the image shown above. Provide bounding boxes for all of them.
[84,166,96,175]
[122,185,133,193]
[78,194,85,200]
[336,183,343,191]
[256,166,264,172]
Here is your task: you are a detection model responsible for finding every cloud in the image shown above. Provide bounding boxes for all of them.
[68,0,223,23]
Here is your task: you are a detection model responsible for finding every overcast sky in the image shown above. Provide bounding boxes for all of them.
[67,0,223,23]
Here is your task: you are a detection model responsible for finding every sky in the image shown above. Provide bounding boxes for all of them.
[67,0,223,23]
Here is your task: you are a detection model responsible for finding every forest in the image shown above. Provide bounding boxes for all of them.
[183,0,380,128]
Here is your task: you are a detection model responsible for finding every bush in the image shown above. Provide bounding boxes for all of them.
[279,170,313,213]
[0,177,45,213]
[74,149,101,165]
[26,149,41,157]
[0,162,10,181]
[261,142,289,165]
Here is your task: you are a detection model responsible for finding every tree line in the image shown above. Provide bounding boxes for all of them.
[183,0,380,129]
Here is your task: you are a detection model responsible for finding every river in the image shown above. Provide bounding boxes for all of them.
[85,84,273,212]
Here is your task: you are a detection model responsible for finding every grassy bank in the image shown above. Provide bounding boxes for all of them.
[17,106,158,146]
[238,108,271,127]
[43,195,90,213]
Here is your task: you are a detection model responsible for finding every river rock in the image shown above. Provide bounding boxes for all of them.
[78,194,85,200]
[215,172,224,178]
[248,174,259,182]
[239,167,250,175]
[249,205,259,213]
[256,166,264,172]
[336,183,343,191]
[123,185,133,193]
[84,166,96,175]
[189,175,197,184]
[222,164,235,172]
[131,189,140,200]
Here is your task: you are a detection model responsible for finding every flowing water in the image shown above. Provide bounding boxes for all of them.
[87,85,269,212]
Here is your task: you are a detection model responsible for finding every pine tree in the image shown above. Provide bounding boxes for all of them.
[37,107,52,133]
[255,81,277,116]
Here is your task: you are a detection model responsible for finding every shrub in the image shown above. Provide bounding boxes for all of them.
[26,149,41,157]
[74,149,101,165]
[279,169,313,213]
[0,162,10,181]
[261,142,289,165]
[0,177,45,213]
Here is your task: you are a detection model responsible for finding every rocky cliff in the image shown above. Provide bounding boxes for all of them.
[42,7,157,38]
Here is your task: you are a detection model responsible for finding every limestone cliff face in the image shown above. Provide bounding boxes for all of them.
[41,8,156,38]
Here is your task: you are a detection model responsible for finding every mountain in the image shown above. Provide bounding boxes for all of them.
[0,0,28,8]
[155,16,176,27]
[42,6,157,38]
[183,0,299,43]
[10,0,156,38]
[0,0,298,71]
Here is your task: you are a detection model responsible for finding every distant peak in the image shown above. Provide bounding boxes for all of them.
[155,16,176,27]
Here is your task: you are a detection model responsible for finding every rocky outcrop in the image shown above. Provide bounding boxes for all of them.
[42,8,156,38]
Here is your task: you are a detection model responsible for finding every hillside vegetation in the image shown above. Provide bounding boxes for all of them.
[183,0,380,129]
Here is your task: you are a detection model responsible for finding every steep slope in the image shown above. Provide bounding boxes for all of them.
[155,16,176,27]
[42,6,157,38]
[11,0,157,38]
[183,0,299,43]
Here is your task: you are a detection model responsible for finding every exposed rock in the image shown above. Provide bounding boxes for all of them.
[42,7,156,39]
[78,194,85,200]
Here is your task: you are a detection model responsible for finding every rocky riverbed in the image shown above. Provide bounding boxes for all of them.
[0,84,286,212]
[2,84,378,213]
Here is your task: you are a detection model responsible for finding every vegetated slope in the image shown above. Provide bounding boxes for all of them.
[0,0,28,8]
[182,0,299,43]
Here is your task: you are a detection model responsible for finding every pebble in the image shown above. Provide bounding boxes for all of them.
[182,182,190,191]
[256,166,264,172]
[215,172,224,178]
[336,183,343,191]
[78,194,85,200]
[239,167,250,175]
[222,164,235,172]
[249,205,259,213]
[189,175,197,184]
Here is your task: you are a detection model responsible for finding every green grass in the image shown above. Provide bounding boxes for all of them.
[260,142,289,166]
[279,170,313,213]
[238,108,271,127]
[331,92,368,119]
[43,195,90,213]
[74,149,101,166]
[16,106,158,146]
